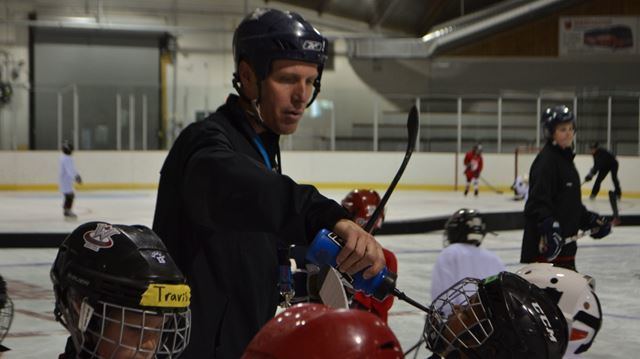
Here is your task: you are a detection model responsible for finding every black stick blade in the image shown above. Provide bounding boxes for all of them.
[406,105,419,152]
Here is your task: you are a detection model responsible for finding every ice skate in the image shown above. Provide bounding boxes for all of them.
[64,209,78,220]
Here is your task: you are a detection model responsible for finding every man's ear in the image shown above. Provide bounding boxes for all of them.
[238,60,258,100]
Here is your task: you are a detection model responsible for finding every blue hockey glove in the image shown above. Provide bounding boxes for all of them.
[588,213,611,239]
[538,218,564,261]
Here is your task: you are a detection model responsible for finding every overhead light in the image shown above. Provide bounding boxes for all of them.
[61,17,98,25]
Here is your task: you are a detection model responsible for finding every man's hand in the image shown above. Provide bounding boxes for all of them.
[584,173,593,182]
[75,175,82,184]
[333,219,386,279]
[538,218,564,261]
[588,213,611,239]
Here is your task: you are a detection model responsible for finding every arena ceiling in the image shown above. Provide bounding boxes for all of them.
[270,0,507,36]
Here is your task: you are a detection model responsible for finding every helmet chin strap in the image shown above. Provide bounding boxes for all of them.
[233,73,272,133]
[249,98,266,127]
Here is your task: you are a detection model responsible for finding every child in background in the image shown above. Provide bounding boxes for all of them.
[58,141,82,219]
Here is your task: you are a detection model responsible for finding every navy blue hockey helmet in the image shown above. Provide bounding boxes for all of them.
[542,105,575,140]
[232,8,328,107]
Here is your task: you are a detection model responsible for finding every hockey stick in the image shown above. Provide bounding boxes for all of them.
[563,231,589,245]
[363,105,419,233]
[357,105,432,314]
[479,175,503,194]
[547,215,618,250]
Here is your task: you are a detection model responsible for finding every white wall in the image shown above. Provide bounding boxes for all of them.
[1,151,637,196]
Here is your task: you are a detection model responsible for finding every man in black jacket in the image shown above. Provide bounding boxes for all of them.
[585,142,621,200]
[153,8,386,359]
[521,106,611,271]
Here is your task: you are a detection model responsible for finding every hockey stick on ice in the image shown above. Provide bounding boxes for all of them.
[363,105,419,234]
[479,175,503,194]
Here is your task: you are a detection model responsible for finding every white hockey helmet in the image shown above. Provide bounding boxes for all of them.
[515,263,602,355]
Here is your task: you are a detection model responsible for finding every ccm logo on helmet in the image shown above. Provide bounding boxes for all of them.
[83,223,120,252]
[302,40,324,51]
[532,301,558,343]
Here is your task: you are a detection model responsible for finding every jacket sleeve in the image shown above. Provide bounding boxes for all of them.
[524,155,556,222]
[181,127,348,242]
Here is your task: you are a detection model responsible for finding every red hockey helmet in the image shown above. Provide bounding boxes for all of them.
[242,303,402,359]
[341,189,384,229]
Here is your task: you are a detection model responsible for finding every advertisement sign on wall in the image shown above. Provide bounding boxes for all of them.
[559,16,639,56]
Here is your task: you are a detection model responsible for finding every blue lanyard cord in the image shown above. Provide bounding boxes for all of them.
[252,136,272,170]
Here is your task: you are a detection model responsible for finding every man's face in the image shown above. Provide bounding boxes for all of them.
[552,122,575,149]
[243,59,319,135]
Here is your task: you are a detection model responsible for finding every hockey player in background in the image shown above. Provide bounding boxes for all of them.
[58,141,82,219]
[430,208,505,302]
[424,271,568,359]
[342,189,398,323]
[511,174,529,201]
[463,143,483,196]
[585,142,621,200]
[516,263,602,358]
[521,105,611,271]
[152,8,386,358]
[52,222,191,358]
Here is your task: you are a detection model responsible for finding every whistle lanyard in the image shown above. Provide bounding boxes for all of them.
[255,136,293,306]
[252,135,272,170]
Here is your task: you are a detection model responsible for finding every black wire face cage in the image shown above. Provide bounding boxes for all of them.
[0,297,13,343]
[423,278,494,357]
[72,298,191,359]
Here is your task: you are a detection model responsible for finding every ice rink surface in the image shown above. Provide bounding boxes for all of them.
[0,189,639,358]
